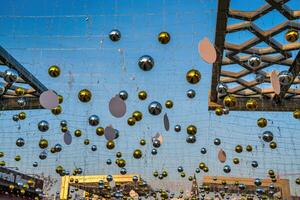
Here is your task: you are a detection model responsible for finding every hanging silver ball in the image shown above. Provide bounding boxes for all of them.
[0,83,5,95]
[214,138,221,145]
[91,145,97,151]
[195,168,201,173]
[120,168,127,175]
[248,55,261,68]
[151,148,157,155]
[269,184,275,190]
[33,162,38,167]
[223,107,229,115]
[255,73,266,84]
[138,55,154,71]
[88,115,100,126]
[12,114,19,122]
[4,69,19,83]
[186,135,196,143]
[106,159,112,165]
[216,82,228,95]
[38,120,49,132]
[174,125,181,132]
[251,161,258,168]
[187,89,196,98]
[16,138,25,147]
[153,139,161,148]
[201,147,207,154]
[177,166,184,172]
[254,178,262,186]
[39,151,47,160]
[106,175,113,182]
[118,90,128,100]
[132,175,139,182]
[278,71,293,86]
[109,29,121,42]
[262,131,273,142]
[148,101,162,115]
[238,184,245,190]
[17,98,26,107]
[223,165,231,173]
[60,120,68,127]
[54,144,62,152]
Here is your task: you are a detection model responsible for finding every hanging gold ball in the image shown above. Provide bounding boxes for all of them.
[233,158,240,165]
[48,65,61,77]
[78,89,92,102]
[61,126,68,133]
[180,172,186,178]
[138,91,147,100]
[84,139,90,145]
[58,95,63,104]
[223,95,237,107]
[116,158,126,168]
[74,129,82,137]
[56,165,64,174]
[186,69,201,84]
[116,152,122,158]
[271,178,277,183]
[50,147,56,153]
[15,155,21,161]
[203,166,209,173]
[9,184,14,190]
[27,179,34,186]
[269,141,277,149]
[246,99,257,110]
[158,32,170,44]
[215,107,223,116]
[199,162,206,169]
[140,139,146,146]
[132,111,143,121]
[165,100,173,109]
[106,141,115,150]
[18,112,26,120]
[127,117,136,126]
[268,169,275,176]
[39,139,48,149]
[293,109,300,119]
[96,127,104,136]
[133,149,142,159]
[0,161,6,166]
[257,118,267,128]
[285,30,299,43]
[186,125,197,135]
[15,87,25,96]
[51,105,62,115]
[235,145,243,153]
[246,145,253,152]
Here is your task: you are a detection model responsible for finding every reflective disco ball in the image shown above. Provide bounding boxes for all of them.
[262,131,273,142]
[223,165,231,173]
[248,55,261,68]
[214,138,221,145]
[278,71,293,86]
[255,73,265,84]
[174,125,181,132]
[118,90,128,100]
[186,135,196,143]
[216,82,228,95]
[148,101,162,115]
[16,138,25,147]
[89,115,100,126]
[138,55,154,71]
[187,89,196,98]
[4,69,19,83]
[0,83,5,95]
[38,120,49,132]
[91,145,97,151]
[39,151,47,160]
[158,32,170,44]
[109,29,121,42]
[201,147,207,154]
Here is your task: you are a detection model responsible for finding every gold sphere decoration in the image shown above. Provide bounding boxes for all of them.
[0,161,6,166]
[235,145,243,153]
[74,129,82,137]
[233,158,240,165]
[199,162,206,169]
[293,109,300,119]
[18,112,26,120]
[117,159,126,168]
[203,166,209,173]
[61,126,68,133]
[51,105,62,115]
[106,140,115,150]
[215,107,223,116]
[186,125,197,135]
[116,152,122,158]
[257,118,267,128]
[133,149,142,159]
[186,69,201,84]
[58,95,63,104]
[96,127,104,136]
[84,139,90,145]
[50,147,56,154]
[27,179,34,186]
[158,32,170,44]
[140,139,146,146]
[285,29,299,43]
[246,145,253,152]
[78,89,92,103]
[48,65,61,77]
[9,184,14,190]
[15,155,21,161]
[269,141,277,149]
[127,117,136,126]
[56,165,64,174]
[15,87,25,96]
[39,139,48,149]
[223,95,237,107]
[246,99,257,110]
[268,169,275,176]
[165,100,173,109]
[138,91,147,100]
[132,111,143,121]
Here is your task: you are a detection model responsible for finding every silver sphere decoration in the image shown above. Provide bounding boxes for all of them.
[138,55,154,71]
[106,159,112,165]
[33,162,38,167]
[148,101,162,115]
[151,148,157,155]
[60,120,68,127]
[255,73,266,84]
[223,165,231,173]
[118,90,128,100]
[4,69,19,83]
[238,183,245,190]
[54,144,62,152]
[262,131,273,142]
[16,138,25,147]
[201,147,207,154]
[177,166,184,172]
[120,168,127,175]
[254,178,262,186]
[174,125,181,132]
[186,135,196,143]
[17,98,26,107]
[223,107,229,115]
[109,29,121,42]
[153,139,161,148]
[91,145,97,151]
[278,71,293,86]
[187,89,196,98]
[195,168,201,173]
[12,114,19,122]
[38,120,49,132]
[248,55,261,68]
[132,175,139,182]
[216,82,228,95]
[251,161,258,168]
[39,151,47,160]
[106,175,113,182]
[88,115,100,126]
[214,138,221,146]
[269,184,275,190]
[0,83,5,95]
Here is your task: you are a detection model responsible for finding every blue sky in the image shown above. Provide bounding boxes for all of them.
[0,0,300,197]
